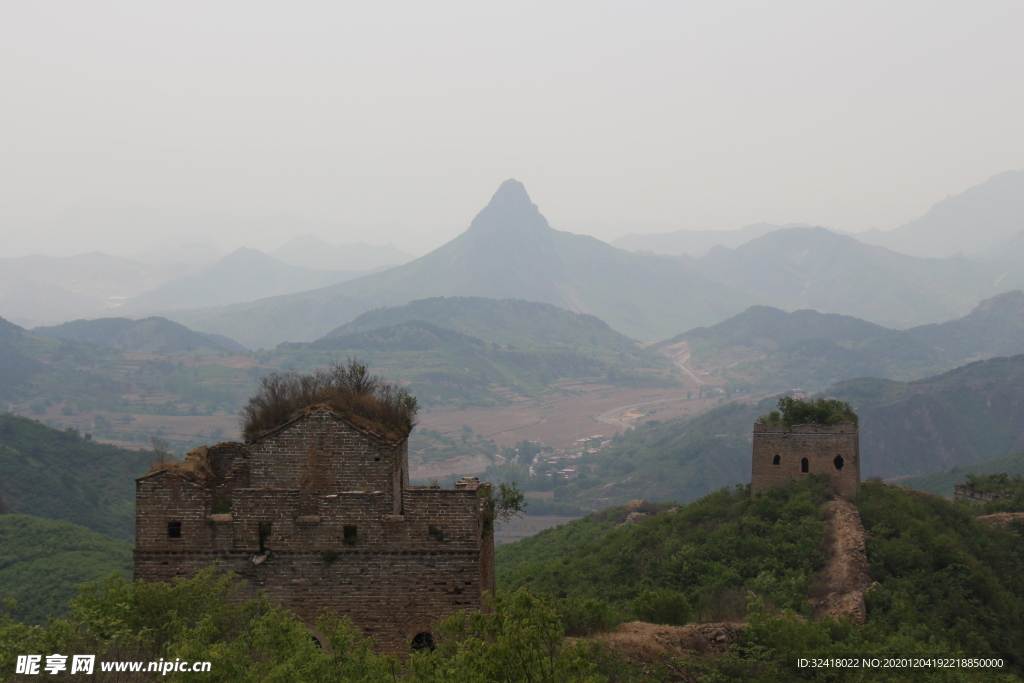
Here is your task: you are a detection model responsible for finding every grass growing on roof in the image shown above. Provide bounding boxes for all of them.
[239,359,418,441]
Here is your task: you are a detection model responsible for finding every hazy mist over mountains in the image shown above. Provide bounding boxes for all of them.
[3,170,1024,343]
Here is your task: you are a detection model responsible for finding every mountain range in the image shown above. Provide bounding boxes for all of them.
[270,236,415,271]
[611,221,810,257]
[169,180,757,348]
[856,169,1024,258]
[159,177,1024,349]
[689,226,1020,329]
[658,290,1024,395]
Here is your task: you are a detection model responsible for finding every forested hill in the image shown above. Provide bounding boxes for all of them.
[656,290,1024,396]
[0,413,149,540]
[0,514,132,625]
[325,296,656,363]
[275,319,679,409]
[34,316,245,355]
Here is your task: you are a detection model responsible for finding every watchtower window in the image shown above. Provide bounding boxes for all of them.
[772,454,780,466]
[801,458,809,474]
[258,522,272,553]
[167,521,182,538]
[411,632,435,652]
[344,525,358,545]
[834,454,845,470]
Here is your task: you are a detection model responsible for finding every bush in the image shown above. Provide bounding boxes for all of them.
[556,596,621,636]
[633,588,691,626]
[757,396,857,427]
[239,359,417,440]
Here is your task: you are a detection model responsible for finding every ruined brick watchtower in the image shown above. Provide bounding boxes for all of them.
[134,406,495,653]
[750,422,860,497]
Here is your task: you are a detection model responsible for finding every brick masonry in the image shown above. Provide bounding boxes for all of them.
[134,408,496,653]
[750,423,860,497]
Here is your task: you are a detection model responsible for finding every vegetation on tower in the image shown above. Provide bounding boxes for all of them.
[757,396,858,427]
[239,359,418,441]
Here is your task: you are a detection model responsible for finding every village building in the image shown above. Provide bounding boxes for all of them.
[133,405,495,653]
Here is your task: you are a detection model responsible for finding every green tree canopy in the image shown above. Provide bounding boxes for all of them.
[757,396,858,427]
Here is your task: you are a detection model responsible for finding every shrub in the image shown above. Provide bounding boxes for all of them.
[633,588,691,626]
[556,597,621,636]
[239,359,418,440]
[757,396,857,427]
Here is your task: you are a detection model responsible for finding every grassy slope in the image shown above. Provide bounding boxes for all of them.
[0,514,132,625]
[0,413,149,540]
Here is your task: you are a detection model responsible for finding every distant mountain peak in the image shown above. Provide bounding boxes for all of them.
[466,179,548,235]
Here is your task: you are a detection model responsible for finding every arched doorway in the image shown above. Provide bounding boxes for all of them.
[411,631,435,652]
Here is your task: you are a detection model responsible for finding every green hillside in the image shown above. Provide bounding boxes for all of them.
[659,305,940,395]
[169,180,756,348]
[274,319,679,409]
[326,296,661,365]
[496,479,1024,678]
[0,314,260,452]
[0,514,132,625]
[499,480,831,621]
[908,289,1024,360]
[896,451,1024,497]
[833,355,1024,478]
[0,413,150,539]
[34,316,245,355]
[0,317,44,395]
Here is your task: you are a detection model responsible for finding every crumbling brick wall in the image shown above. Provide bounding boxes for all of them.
[134,408,495,653]
[750,423,860,497]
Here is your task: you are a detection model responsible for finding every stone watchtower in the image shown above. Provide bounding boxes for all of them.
[750,422,860,497]
[134,406,495,653]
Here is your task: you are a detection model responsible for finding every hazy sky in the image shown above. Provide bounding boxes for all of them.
[2,1,1022,257]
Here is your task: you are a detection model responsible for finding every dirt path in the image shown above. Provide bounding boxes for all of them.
[976,512,1024,527]
[814,498,871,624]
[588,621,744,660]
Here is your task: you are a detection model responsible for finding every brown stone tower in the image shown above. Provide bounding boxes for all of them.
[750,422,860,497]
[134,406,495,653]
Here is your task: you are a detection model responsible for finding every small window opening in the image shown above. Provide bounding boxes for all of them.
[428,525,445,542]
[258,522,272,553]
[801,458,809,474]
[834,454,845,470]
[167,521,182,538]
[772,454,780,466]
[411,632,435,652]
[374,457,380,461]
[344,525,358,545]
